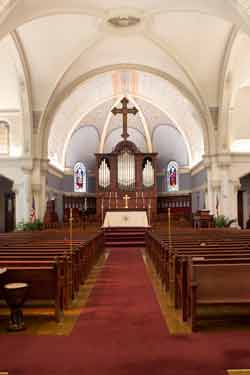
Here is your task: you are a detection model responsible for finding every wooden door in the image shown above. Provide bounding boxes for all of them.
[4,192,15,232]
[237,190,244,229]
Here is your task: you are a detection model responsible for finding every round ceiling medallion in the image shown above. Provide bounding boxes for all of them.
[108,16,141,28]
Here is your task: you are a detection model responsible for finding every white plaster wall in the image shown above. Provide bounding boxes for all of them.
[231,87,250,143]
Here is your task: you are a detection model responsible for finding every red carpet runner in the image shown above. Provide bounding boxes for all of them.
[1,248,250,374]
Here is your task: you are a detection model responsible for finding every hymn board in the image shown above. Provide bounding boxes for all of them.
[96,97,157,221]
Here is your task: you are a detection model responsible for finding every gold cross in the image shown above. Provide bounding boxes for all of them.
[123,194,131,209]
[111,97,138,141]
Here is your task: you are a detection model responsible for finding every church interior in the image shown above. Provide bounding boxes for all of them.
[2,1,250,374]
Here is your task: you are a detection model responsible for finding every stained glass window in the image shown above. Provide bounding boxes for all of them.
[167,161,179,192]
[0,121,9,154]
[74,162,87,193]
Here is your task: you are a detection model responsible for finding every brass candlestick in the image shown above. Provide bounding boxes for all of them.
[101,199,104,225]
[115,192,118,209]
[168,208,174,305]
[69,208,73,255]
[142,192,145,208]
[109,192,111,209]
[148,200,151,225]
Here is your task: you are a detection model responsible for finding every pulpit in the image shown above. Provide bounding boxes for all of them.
[96,97,157,223]
[43,200,59,228]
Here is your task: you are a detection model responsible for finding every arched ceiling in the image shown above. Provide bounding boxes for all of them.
[47,70,204,170]
[1,1,250,164]
[0,34,21,110]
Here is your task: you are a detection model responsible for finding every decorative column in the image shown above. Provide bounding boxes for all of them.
[219,166,231,217]
[13,183,23,226]
[22,169,32,222]
[211,180,221,216]
[228,179,241,225]
[34,159,49,221]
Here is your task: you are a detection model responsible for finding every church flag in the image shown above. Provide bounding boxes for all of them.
[216,194,219,217]
[30,196,36,223]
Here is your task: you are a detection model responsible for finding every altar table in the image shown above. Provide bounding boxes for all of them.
[103,209,149,228]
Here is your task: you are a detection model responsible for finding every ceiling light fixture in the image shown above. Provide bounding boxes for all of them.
[108,16,141,28]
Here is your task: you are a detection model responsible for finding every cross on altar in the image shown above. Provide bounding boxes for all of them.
[123,194,131,209]
[111,97,138,141]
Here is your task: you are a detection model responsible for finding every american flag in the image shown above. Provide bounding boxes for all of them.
[30,196,36,223]
[216,194,219,217]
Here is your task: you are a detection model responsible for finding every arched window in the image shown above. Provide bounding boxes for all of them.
[74,162,87,193]
[167,161,179,192]
[0,121,9,155]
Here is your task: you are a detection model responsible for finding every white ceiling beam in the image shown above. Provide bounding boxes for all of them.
[217,25,240,152]
[10,29,33,157]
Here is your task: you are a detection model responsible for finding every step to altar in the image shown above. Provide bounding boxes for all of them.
[104,227,146,248]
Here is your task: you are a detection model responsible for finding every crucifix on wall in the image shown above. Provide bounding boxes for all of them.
[111,97,138,141]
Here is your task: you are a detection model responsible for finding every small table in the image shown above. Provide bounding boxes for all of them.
[3,283,29,332]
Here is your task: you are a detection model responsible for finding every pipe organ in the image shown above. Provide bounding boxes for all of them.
[143,158,154,188]
[96,140,157,219]
[99,158,110,190]
[117,149,135,191]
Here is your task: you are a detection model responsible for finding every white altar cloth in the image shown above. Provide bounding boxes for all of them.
[103,210,149,228]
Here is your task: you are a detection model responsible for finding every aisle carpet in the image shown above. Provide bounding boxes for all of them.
[1,248,250,375]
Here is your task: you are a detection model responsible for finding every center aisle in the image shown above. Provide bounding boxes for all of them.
[1,247,250,374]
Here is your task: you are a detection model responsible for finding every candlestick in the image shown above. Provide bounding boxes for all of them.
[142,191,145,208]
[168,208,174,305]
[109,191,111,209]
[148,199,151,225]
[69,208,73,254]
[115,192,118,209]
[101,199,104,225]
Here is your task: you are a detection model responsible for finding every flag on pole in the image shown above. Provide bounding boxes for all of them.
[30,196,36,223]
[216,194,219,217]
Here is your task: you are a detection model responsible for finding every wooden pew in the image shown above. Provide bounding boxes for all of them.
[146,230,250,331]
[179,255,250,322]
[0,258,64,322]
[188,260,250,331]
[0,231,104,322]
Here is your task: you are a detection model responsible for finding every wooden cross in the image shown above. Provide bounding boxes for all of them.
[111,97,138,141]
[123,194,131,209]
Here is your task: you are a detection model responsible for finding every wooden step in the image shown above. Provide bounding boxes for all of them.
[105,241,145,247]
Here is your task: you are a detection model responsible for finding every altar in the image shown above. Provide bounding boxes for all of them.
[103,209,149,228]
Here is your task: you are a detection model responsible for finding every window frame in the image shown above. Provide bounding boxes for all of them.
[0,121,10,155]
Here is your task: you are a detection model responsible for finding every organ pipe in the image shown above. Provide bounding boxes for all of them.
[143,159,154,188]
[99,159,110,190]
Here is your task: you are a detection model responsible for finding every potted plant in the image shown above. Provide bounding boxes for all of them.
[214,215,236,228]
